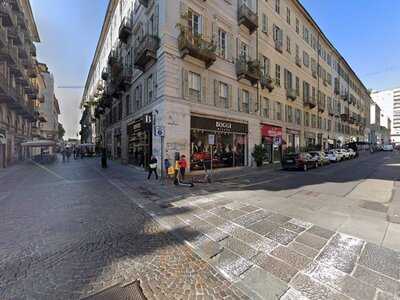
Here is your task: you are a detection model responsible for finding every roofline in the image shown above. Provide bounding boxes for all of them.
[81,0,118,108]
[295,0,370,97]
[23,0,40,42]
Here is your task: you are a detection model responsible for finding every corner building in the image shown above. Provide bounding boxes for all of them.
[82,0,372,170]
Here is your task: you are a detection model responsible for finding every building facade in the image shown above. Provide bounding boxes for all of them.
[82,0,372,171]
[0,0,40,168]
[371,87,400,144]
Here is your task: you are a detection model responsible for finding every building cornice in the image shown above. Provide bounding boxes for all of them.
[81,0,118,107]
[21,0,40,42]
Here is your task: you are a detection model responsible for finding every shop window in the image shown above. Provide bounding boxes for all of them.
[189,71,201,101]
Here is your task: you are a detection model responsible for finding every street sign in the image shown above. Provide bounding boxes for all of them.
[208,134,215,145]
[273,136,282,146]
[155,126,165,137]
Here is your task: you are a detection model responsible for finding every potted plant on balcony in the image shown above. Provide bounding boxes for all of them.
[252,144,267,167]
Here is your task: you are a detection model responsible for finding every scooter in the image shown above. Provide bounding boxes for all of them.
[191,161,212,184]
[174,170,194,187]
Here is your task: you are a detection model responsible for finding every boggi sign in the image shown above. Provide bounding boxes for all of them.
[215,121,232,131]
[191,116,248,134]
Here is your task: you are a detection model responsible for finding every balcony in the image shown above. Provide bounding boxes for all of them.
[0,23,7,47]
[238,4,258,34]
[0,3,17,27]
[30,43,36,57]
[108,49,119,66]
[116,66,133,91]
[7,26,24,45]
[0,45,18,66]
[17,11,27,31]
[286,88,297,101]
[118,16,132,43]
[260,74,274,92]
[318,99,325,112]
[236,58,260,86]
[295,56,302,67]
[178,30,215,69]
[138,0,149,8]
[18,43,29,59]
[303,95,316,109]
[25,81,39,100]
[135,34,159,70]
[328,105,334,116]
[274,39,283,53]
[340,93,348,101]
[340,109,349,122]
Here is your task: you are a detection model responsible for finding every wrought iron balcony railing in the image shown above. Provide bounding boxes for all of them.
[286,88,297,101]
[118,16,132,43]
[178,30,215,69]
[236,58,260,86]
[238,4,258,34]
[260,74,274,92]
[134,34,159,71]
[303,95,316,109]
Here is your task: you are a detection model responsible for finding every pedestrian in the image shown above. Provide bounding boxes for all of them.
[178,155,187,180]
[148,155,158,180]
[66,147,71,162]
[101,148,107,168]
[164,158,171,182]
[61,147,66,163]
[73,146,77,160]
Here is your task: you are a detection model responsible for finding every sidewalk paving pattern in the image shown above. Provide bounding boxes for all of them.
[1,153,400,299]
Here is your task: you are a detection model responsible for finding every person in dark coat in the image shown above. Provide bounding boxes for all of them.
[148,156,158,180]
[101,148,107,168]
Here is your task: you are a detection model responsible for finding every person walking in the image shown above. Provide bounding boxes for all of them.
[66,147,71,162]
[61,147,66,163]
[164,158,171,183]
[178,155,187,180]
[101,148,107,168]
[148,156,158,180]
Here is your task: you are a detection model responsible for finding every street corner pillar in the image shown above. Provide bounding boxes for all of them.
[248,118,261,167]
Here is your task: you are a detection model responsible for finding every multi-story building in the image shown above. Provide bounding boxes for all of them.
[371,87,400,144]
[32,63,60,141]
[0,0,40,168]
[82,0,372,171]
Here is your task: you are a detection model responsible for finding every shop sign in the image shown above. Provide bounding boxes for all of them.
[208,134,215,145]
[261,124,282,137]
[155,126,165,137]
[286,128,300,135]
[273,136,282,146]
[191,116,248,133]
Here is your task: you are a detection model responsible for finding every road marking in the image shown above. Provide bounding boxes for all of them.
[238,174,291,188]
[30,160,68,181]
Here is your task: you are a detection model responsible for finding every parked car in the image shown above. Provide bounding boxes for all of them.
[383,144,394,151]
[346,148,357,158]
[282,153,318,171]
[309,151,330,166]
[326,150,340,162]
[336,149,350,160]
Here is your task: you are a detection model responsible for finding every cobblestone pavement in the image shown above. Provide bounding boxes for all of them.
[0,160,248,300]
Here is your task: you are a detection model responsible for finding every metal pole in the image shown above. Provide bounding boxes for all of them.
[160,135,164,184]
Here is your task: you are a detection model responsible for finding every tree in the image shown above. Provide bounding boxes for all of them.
[58,123,65,141]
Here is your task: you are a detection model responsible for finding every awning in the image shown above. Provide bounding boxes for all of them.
[261,124,282,137]
[21,140,57,147]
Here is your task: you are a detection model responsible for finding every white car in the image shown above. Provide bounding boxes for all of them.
[336,149,349,160]
[347,149,356,158]
[383,144,394,151]
[326,150,340,162]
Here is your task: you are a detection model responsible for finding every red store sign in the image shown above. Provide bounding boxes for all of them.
[261,124,282,137]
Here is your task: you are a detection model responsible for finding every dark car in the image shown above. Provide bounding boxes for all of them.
[309,151,330,166]
[282,153,317,171]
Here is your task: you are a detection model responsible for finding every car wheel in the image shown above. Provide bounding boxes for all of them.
[303,164,308,172]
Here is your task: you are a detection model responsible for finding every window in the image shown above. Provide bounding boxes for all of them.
[327,73,332,86]
[125,95,130,116]
[188,10,202,36]
[303,51,309,67]
[312,86,316,101]
[318,116,322,129]
[286,7,291,24]
[303,25,309,43]
[327,53,332,66]
[189,71,201,101]
[135,85,142,109]
[219,82,229,108]
[295,109,301,125]
[284,69,292,90]
[311,114,316,128]
[275,0,280,14]
[328,119,332,131]
[295,76,300,96]
[218,28,227,59]
[147,75,153,102]
[286,105,293,123]
[304,112,310,127]
[275,64,281,87]
[118,101,123,121]
[273,25,283,47]
[286,36,291,53]
[295,44,299,58]
[262,14,268,33]
[303,81,310,101]
[276,102,282,121]
[261,56,270,75]
[242,90,250,113]
[263,97,270,118]
[239,41,248,59]
[295,18,299,34]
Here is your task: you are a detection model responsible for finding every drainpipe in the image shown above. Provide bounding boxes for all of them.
[317,33,320,150]
[256,0,260,119]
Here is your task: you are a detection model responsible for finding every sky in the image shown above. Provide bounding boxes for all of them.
[29,0,400,139]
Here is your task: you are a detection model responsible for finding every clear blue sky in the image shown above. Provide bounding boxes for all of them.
[31,0,108,139]
[30,0,400,138]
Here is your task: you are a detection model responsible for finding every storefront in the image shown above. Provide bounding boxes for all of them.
[305,131,316,148]
[127,114,152,168]
[261,124,282,163]
[113,127,121,159]
[286,128,300,153]
[190,115,248,171]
